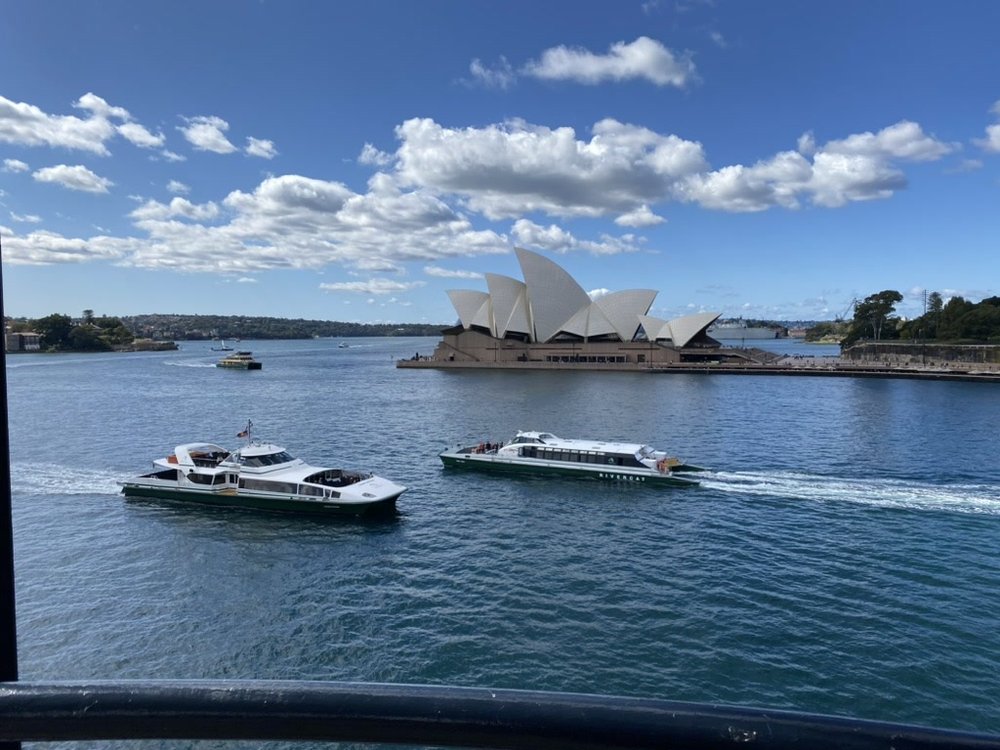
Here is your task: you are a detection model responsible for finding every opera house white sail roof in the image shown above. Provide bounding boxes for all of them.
[446,248,720,347]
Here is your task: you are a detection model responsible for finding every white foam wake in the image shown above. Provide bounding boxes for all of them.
[11,462,127,496]
[698,470,1000,516]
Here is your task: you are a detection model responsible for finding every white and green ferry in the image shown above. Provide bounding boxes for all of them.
[122,437,405,516]
[439,431,703,487]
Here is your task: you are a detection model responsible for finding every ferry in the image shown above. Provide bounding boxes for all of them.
[439,431,703,487]
[216,351,262,369]
[122,429,406,515]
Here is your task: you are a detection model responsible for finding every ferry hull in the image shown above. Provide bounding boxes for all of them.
[121,483,400,516]
[439,453,698,487]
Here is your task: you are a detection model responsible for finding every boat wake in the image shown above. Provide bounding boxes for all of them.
[698,470,1000,516]
[164,360,216,368]
[11,462,125,496]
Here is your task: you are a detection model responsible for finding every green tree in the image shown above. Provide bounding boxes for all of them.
[33,313,73,349]
[82,308,95,325]
[68,325,110,351]
[845,290,903,345]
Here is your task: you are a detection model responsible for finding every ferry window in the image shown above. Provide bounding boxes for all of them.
[187,472,215,485]
[212,473,226,485]
[299,484,324,497]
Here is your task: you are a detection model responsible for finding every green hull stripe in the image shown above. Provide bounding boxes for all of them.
[439,455,697,487]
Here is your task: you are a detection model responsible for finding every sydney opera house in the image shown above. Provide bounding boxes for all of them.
[412,248,758,368]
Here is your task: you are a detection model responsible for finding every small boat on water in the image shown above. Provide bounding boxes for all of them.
[121,425,406,515]
[440,430,703,487]
[217,351,262,369]
[211,339,234,351]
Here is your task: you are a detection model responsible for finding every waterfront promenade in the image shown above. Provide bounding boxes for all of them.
[397,355,1000,383]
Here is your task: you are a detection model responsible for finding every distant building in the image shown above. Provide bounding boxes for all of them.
[4,331,42,352]
[418,248,746,367]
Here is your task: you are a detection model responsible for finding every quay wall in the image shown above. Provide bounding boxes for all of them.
[396,357,1000,383]
[842,342,1000,369]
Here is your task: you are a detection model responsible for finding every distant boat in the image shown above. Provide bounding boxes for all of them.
[216,351,262,370]
[708,319,779,340]
[338,341,349,349]
[211,339,234,351]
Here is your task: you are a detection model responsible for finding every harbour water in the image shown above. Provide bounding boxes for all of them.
[6,337,1000,746]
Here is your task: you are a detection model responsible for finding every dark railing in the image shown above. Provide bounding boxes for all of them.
[2,680,1000,749]
[2,241,1000,749]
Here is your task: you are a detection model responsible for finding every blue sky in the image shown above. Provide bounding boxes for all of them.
[2,0,1000,325]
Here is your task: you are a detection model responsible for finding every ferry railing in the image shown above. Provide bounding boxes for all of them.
[3,241,1000,749]
[2,680,1000,749]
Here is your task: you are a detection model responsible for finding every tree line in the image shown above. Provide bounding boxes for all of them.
[821,291,1000,346]
[6,311,448,351]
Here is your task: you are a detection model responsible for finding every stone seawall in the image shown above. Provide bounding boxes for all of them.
[396,357,1000,382]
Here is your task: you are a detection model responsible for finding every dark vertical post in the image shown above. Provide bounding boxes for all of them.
[0,233,22,749]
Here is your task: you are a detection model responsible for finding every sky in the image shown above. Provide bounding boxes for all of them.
[2,0,1000,325]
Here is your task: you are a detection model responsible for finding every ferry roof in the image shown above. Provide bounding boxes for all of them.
[516,431,650,455]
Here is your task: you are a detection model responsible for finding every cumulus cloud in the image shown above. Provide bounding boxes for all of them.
[975,100,1000,153]
[423,265,484,279]
[33,164,113,193]
[358,143,393,167]
[3,158,28,172]
[113,172,509,273]
[523,36,695,88]
[130,196,220,221]
[394,116,707,219]
[0,228,135,265]
[0,92,170,157]
[117,121,165,148]
[246,137,277,159]
[512,218,642,256]
[678,121,954,211]
[167,179,190,194]
[10,211,41,223]
[320,278,425,294]
[615,204,665,227]
[179,115,237,153]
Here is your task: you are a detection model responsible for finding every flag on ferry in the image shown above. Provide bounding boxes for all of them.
[237,420,252,438]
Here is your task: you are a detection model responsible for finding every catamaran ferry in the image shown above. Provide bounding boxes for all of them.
[439,431,703,487]
[122,428,405,515]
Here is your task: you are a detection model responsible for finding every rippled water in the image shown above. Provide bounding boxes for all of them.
[6,337,1000,746]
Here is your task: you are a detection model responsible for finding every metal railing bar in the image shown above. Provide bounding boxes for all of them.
[1,681,999,749]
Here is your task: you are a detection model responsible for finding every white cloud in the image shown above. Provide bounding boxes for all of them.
[523,36,696,88]
[236,277,258,283]
[130,196,220,221]
[615,205,665,227]
[0,92,168,157]
[117,121,165,148]
[678,121,953,211]
[511,218,642,256]
[160,150,186,162]
[423,265,484,279]
[709,31,727,48]
[178,115,237,153]
[468,57,516,90]
[167,179,190,194]
[3,158,28,172]
[246,136,277,159]
[320,278,425,294]
[975,100,1000,153]
[394,116,707,219]
[0,228,134,264]
[33,164,113,193]
[588,288,611,299]
[104,172,509,273]
[359,143,393,167]
[0,93,118,155]
[10,211,41,223]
